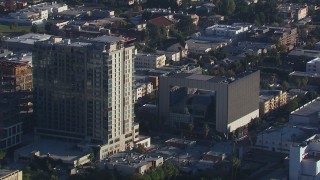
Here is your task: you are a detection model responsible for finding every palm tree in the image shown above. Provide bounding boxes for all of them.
[203,123,209,138]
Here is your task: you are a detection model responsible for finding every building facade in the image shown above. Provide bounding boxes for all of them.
[33,36,139,159]
[0,169,22,180]
[0,61,32,93]
[306,57,320,73]
[158,71,260,135]
[259,90,288,116]
[135,53,166,68]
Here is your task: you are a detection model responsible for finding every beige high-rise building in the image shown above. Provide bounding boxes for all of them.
[33,36,140,159]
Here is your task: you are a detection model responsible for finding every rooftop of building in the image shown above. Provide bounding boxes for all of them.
[259,90,284,102]
[165,138,196,146]
[258,126,315,142]
[0,169,19,177]
[15,139,91,163]
[291,97,320,117]
[149,16,173,27]
[105,152,162,168]
[288,49,320,58]
[0,60,29,68]
[166,70,257,84]
[136,53,164,57]
[5,33,52,44]
[307,57,320,64]
[289,71,320,78]
[91,35,125,43]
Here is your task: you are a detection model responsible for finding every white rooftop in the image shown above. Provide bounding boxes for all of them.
[6,33,52,44]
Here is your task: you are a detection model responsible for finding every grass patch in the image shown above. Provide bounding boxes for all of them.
[0,24,31,36]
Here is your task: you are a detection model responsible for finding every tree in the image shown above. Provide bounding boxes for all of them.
[286,100,299,112]
[226,69,235,77]
[220,0,236,16]
[301,77,308,89]
[203,123,209,138]
[281,81,289,91]
[23,166,31,180]
[135,4,142,13]
[188,123,194,133]
[176,16,197,35]
[31,24,38,33]
[135,144,147,154]
[5,0,15,11]
[88,153,95,163]
[231,157,241,180]
[45,22,54,34]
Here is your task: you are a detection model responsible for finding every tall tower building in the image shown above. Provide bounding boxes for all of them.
[33,36,139,159]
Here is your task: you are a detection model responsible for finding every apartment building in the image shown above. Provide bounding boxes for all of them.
[0,61,32,93]
[33,36,140,159]
[135,53,166,68]
[278,3,308,21]
[259,90,287,116]
[306,57,320,73]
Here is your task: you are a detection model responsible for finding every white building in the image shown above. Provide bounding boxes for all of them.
[254,126,313,154]
[289,134,320,180]
[134,82,153,102]
[157,50,181,62]
[306,57,320,73]
[135,53,166,68]
[205,24,250,38]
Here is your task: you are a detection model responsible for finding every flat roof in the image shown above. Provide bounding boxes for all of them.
[291,98,320,117]
[5,33,52,44]
[15,139,90,163]
[289,71,320,78]
[169,73,227,83]
[91,35,124,43]
[107,152,162,168]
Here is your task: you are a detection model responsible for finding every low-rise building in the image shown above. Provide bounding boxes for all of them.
[289,134,320,180]
[254,126,315,154]
[205,24,250,38]
[288,71,320,86]
[14,139,92,167]
[278,3,308,21]
[0,169,22,180]
[259,90,288,116]
[105,152,163,175]
[306,57,320,73]
[166,43,188,58]
[288,49,320,58]
[157,50,181,62]
[135,53,166,68]
[289,97,320,126]
[133,82,153,102]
